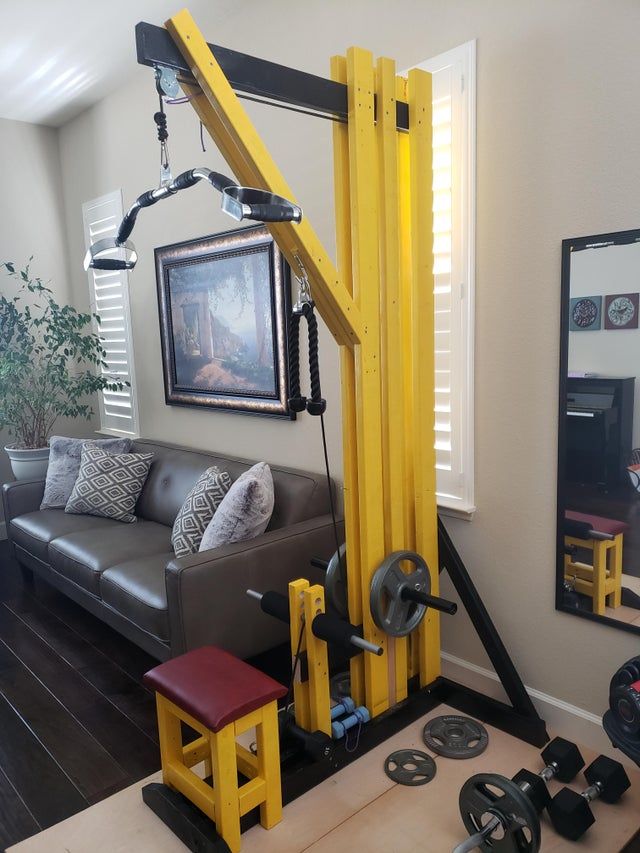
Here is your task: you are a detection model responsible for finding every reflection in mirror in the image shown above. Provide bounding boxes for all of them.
[558,229,640,633]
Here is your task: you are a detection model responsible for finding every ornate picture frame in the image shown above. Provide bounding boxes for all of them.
[155,225,294,418]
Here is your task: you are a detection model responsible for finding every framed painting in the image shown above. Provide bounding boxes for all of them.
[155,225,294,418]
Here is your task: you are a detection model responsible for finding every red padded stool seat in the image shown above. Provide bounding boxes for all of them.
[144,645,287,732]
[565,510,629,538]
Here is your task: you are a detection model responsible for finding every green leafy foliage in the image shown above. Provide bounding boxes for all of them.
[0,261,129,449]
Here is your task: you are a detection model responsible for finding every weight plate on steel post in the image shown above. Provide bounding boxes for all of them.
[423,715,488,759]
[370,551,430,637]
[325,543,348,618]
[459,773,541,852]
[384,749,437,786]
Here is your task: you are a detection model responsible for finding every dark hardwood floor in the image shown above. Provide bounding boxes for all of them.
[0,540,161,851]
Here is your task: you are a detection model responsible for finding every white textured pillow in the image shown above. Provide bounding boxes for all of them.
[199,462,274,551]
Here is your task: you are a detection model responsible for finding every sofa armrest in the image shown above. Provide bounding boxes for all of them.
[166,514,344,659]
[2,479,46,523]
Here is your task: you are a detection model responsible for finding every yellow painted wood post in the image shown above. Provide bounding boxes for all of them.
[592,540,607,616]
[609,534,623,608]
[288,579,310,731]
[331,53,365,708]
[210,723,241,853]
[408,68,440,687]
[156,693,184,788]
[255,702,283,829]
[165,8,361,349]
[346,46,391,716]
[303,585,331,735]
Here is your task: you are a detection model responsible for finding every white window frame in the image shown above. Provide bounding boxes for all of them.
[82,190,140,437]
[409,40,476,518]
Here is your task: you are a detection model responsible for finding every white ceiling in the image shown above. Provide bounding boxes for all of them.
[0,0,238,127]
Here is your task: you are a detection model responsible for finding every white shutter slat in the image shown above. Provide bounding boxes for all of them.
[82,191,139,437]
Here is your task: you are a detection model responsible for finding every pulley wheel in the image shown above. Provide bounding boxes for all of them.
[384,749,437,786]
[325,543,348,618]
[459,773,541,852]
[423,715,488,759]
[370,551,430,637]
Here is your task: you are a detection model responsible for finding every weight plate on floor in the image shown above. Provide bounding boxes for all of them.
[459,773,541,852]
[423,715,488,759]
[384,749,437,786]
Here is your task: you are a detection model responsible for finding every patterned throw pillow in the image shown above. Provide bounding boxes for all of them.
[171,467,232,558]
[41,436,133,509]
[65,445,153,523]
[199,462,274,552]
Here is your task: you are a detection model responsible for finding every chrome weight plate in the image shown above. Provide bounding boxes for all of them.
[370,551,430,637]
[459,773,541,852]
[325,543,348,618]
[423,715,488,759]
[384,749,437,786]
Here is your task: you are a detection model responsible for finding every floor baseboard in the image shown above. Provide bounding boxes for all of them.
[440,651,633,767]
[0,521,6,541]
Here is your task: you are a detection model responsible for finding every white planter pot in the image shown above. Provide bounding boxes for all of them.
[5,445,50,481]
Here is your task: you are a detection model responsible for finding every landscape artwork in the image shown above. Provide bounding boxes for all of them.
[155,226,293,418]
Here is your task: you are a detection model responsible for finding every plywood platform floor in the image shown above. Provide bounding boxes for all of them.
[9,704,640,853]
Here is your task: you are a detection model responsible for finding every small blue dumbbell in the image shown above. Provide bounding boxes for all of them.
[332,705,370,739]
[331,697,356,720]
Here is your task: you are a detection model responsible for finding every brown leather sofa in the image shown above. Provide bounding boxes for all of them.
[2,439,339,661]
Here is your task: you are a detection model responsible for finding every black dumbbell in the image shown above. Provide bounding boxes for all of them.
[512,736,585,813]
[548,754,631,841]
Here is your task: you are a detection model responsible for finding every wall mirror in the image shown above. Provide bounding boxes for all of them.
[557,228,640,633]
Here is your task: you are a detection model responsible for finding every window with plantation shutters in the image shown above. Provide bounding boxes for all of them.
[410,41,476,516]
[82,191,140,436]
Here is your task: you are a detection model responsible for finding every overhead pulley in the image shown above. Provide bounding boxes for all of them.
[369,551,457,638]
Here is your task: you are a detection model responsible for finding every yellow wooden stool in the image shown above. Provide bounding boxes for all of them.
[564,510,628,616]
[144,645,287,852]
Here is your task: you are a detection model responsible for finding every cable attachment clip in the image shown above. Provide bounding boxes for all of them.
[293,254,312,310]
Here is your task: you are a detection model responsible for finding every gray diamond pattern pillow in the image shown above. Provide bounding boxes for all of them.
[65,445,153,523]
[41,436,133,509]
[199,462,274,552]
[171,467,232,558]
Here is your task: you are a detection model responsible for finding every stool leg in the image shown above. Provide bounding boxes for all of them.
[156,694,183,788]
[210,723,241,853]
[607,533,623,608]
[256,701,283,829]
[592,540,607,616]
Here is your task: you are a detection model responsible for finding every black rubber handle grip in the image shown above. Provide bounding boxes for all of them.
[117,209,139,243]
[90,258,130,271]
[260,591,290,624]
[401,587,458,615]
[207,171,238,192]
[310,557,329,571]
[246,203,298,222]
[172,170,201,191]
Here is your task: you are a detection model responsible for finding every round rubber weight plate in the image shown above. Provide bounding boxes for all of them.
[423,715,488,759]
[384,749,437,786]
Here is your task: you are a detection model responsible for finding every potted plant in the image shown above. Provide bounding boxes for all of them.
[0,261,128,480]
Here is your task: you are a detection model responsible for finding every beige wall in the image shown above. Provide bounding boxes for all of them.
[0,118,96,526]
[56,0,640,715]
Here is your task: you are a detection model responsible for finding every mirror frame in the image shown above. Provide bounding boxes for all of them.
[556,227,640,634]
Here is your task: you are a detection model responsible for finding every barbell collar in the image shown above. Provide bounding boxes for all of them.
[400,587,458,615]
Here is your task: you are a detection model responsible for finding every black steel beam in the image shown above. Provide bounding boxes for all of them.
[135,21,410,130]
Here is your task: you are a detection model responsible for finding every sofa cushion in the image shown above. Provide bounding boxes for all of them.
[66,446,154,523]
[171,467,231,557]
[132,439,331,530]
[49,520,172,597]
[9,510,122,562]
[41,435,132,510]
[200,462,274,551]
[101,554,172,641]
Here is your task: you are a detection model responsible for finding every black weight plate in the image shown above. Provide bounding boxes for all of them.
[423,714,488,759]
[459,773,541,852]
[384,749,437,786]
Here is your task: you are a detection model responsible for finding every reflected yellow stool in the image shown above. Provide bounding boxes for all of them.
[564,510,628,616]
[144,645,287,852]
